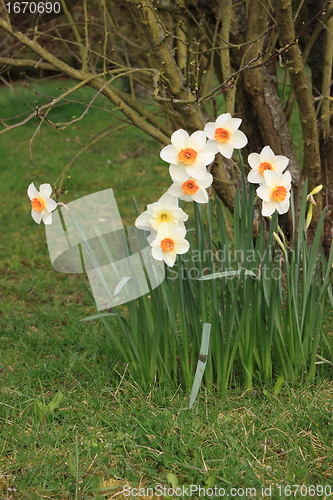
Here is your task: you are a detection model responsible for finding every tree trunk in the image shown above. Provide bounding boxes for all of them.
[275,0,322,228]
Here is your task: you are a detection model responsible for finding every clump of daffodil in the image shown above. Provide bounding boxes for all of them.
[136,117,294,267]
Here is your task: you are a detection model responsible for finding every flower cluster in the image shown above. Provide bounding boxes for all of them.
[135,113,248,267]
[247,145,291,216]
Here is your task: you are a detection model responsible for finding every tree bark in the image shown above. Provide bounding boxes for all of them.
[242,0,300,183]
[318,3,333,256]
[275,0,322,224]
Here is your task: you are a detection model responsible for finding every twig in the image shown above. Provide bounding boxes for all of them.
[152,1,331,105]
[54,122,129,193]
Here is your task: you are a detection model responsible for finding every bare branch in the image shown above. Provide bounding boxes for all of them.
[0,56,57,70]
[54,122,129,194]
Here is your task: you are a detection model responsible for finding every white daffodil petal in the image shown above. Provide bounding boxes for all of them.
[147,232,157,245]
[216,113,231,125]
[160,144,179,164]
[256,185,273,203]
[158,220,181,232]
[169,166,191,182]
[247,152,260,169]
[187,130,207,151]
[31,209,42,224]
[277,196,290,214]
[217,142,234,159]
[135,211,151,230]
[158,192,179,207]
[192,188,208,203]
[203,122,217,140]
[248,169,264,184]
[223,117,242,134]
[151,246,164,261]
[171,129,189,150]
[172,225,187,240]
[167,183,183,198]
[260,146,275,163]
[199,173,213,188]
[179,193,193,201]
[174,207,189,221]
[261,201,276,217]
[27,182,39,199]
[154,226,169,240]
[169,164,188,182]
[206,139,219,154]
[203,141,219,155]
[42,212,53,225]
[282,170,292,189]
[186,164,209,180]
[273,156,289,172]
[39,183,53,198]
[175,239,190,254]
[44,198,57,212]
[197,147,216,167]
[164,251,177,267]
[263,169,282,185]
[230,130,248,149]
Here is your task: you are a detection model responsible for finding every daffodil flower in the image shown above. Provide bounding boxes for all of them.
[167,171,213,203]
[256,170,292,216]
[160,129,216,181]
[204,113,248,159]
[135,192,188,232]
[28,182,58,225]
[150,225,190,267]
[247,146,289,184]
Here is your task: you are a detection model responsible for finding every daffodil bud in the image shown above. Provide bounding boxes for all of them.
[306,203,313,229]
[308,184,323,196]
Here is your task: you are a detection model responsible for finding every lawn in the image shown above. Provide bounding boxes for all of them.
[0,80,332,500]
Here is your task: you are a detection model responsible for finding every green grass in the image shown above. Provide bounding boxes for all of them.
[0,80,333,499]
